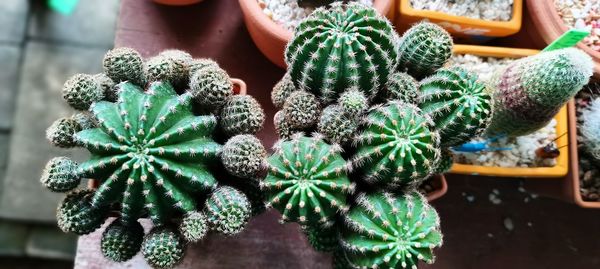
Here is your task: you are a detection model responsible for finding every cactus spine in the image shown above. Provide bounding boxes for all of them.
[57,189,108,235]
[397,22,453,79]
[142,227,185,269]
[221,134,267,179]
[62,74,104,110]
[220,95,266,136]
[579,97,600,161]
[204,186,252,236]
[40,157,81,192]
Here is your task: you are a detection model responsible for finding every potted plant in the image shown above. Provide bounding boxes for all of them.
[396,0,523,40]
[41,47,269,268]
[238,0,395,68]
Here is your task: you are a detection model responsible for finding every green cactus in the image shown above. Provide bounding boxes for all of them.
[221,134,266,179]
[188,58,220,77]
[274,111,296,140]
[57,189,108,235]
[189,65,233,112]
[340,191,443,269]
[71,112,97,130]
[487,48,593,137]
[419,67,492,147]
[338,89,368,116]
[380,72,419,104]
[75,81,221,225]
[304,225,339,252]
[233,178,266,217]
[204,186,252,236]
[159,49,193,88]
[283,91,321,129]
[271,73,297,109]
[179,211,209,242]
[101,218,144,262]
[397,22,453,79]
[93,73,117,102]
[142,227,185,269]
[220,95,266,136]
[285,2,398,101]
[263,134,353,226]
[62,74,104,110]
[353,102,441,188]
[40,157,81,192]
[317,105,358,145]
[46,117,81,148]
[102,47,145,85]
[579,97,600,161]
[145,55,176,84]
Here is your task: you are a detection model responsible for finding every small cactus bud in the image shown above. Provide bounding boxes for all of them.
[62,74,104,110]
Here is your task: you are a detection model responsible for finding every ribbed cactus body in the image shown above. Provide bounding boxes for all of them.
[204,186,251,236]
[341,191,443,269]
[101,218,144,262]
[338,89,368,116]
[220,95,265,136]
[57,189,108,235]
[46,117,81,148]
[189,66,233,112]
[93,73,117,102]
[381,72,419,104]
[486,48,593,136]
[283,91,321,129]
[102,47,145,85]
[353,102,441,188]
[285,3,398,101]
[142,228,185,269]
[419,68,492,147]
[318,105,358,145]
[179,211,209,242]
[263,135,353,226]
[397,22,453,79]
[40,157,81,192]
[76,81,221,225]
[62,74,104,110]
[271,73,297,109]
[221,134,266,179]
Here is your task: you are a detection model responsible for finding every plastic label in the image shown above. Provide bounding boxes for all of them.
[542,28,590,52]
[48,0,79,15]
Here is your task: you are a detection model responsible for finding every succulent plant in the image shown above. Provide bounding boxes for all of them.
[274,111,296,140]
[62,74,104,110]
[46,117,81,148]
[579,97,600,162]
[179,211,209,243]
[102,47,145,86]
[397,22,453,79]
[340,191,443,269]
[285,2,398,101]
[101,218,144,262]
[145,55,176,84]
[76,81,221,224]
[271,73,297,109]
[159,49,193,88]
[93,73,117,102]
[57,189,108,235]
[220,95,266,136]
[40,157,81,192]
[204,186,252,236]
[188,58,220,77]
[318,105,358,145]
[221,134,267,179]
[380,72,419,104]
[71,112,97,130]
[142,227,185,269]
[304,224,339,252]
[283,91,320,129]
[486,48,593,137]
[263,134,353,226]
[433,149,454,174]
[338,89,368,116]
[353,102,441,189]
[189,65,233,112]
[419,67,492,147]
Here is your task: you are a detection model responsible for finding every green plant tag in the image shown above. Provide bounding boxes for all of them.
[542,28,590,52]
[47,0,79,15]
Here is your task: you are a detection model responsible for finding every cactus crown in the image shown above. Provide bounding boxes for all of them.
[397,22,453,79]
[285,2,398,102]
[142,227,185,269]
[220,95,266,136]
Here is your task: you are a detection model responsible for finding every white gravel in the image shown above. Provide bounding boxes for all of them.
[409,0,514,21]
[555,0,600,52]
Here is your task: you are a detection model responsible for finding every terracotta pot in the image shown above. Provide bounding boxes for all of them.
[526,0,600,78]
[238,0,395,68]
[153,0,205,6]
[426,175,448,201]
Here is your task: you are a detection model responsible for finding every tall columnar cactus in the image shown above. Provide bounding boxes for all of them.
[419,67,492,147]
[76,81,221,225]
[142,227,185,269]
[102,47,145,86]
[204,186,252,236]
[353,102,441,188]
[220,95,266,136]
[341,191,443,269]
[285,2,398,101]
[221,134,267,179]
[380,72,419,104]
[397,22,453,79]
[40,157,81,192]
[101,218,144,262]
[579,97,600,161]
[486,48,593,136]
[263,135,353,226]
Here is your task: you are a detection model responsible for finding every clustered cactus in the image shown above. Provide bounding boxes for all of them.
[41,47,267,268]
[579,97,600,162]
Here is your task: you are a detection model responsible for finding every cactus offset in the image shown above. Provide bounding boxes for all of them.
[274,110,296,140]
[57,189,108,235]
[220,95,266,136]
[340,191,443,269]
[221,134,267,179]
[283,91,321,129]
[40,157,81,192]
[46,117,81,148]
[271,73,297,109]
[102,47,145,86]
[101,218,144,262]
[285,2,398,101]
[204,186,252,236]
[189,65,233,112]
[397,22,453,79]
[179,211,209,242]
[142,227,185,269]
[71,112,97,130]
[579,97,600,161]
[318,105,358,145]
[338,89,368,116]
[159,50,193,88]
[380,72,419,104]
[188,58,220,77]
[93,73,117,102]
[62,74,104,110]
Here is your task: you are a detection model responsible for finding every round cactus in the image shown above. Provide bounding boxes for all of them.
[397,22,453,79]
[71,112,97,130]
[189,65,233,112]
[419,67,492,147]
[46,117,81,148]
[285,2,398,101]
[274,111,295,140]
[580,97,600,161]
[93,73,117,102]
[159,49,193,87]
[338,89,368,116]
[220,95,266,136]
[380,72,419,104]
[353,102,441,188]
[341,191,443,269]
[142,227,185,269]
[102,47,145,85]
[304,225,339,252]
[62,74,104,110]
[145,55,176,84]
[318,105,358,145]
[204,186,252,236]
[101,218,144,262]
[179,211,209,243]
[57,189,108,235]
[188,58,220,77]
[263,134,353,226]
[40,157,81,192]
[283,91,320,129]
[271,73,297,109]
[221,135,266,179]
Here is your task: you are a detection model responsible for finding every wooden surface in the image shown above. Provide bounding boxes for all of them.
[75,0,600,268]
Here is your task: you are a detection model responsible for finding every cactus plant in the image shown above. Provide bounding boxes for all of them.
[486,48,593,137]
[419,67,492,147]
[337,89,368,116]
[271,73,297,109]
[221,134,267,179]
[204,186,252,236]
[220,95,266,136]
[189,65,233,112]
[40,157,81,192]
[62,74,104,110]
[353,102,441,188]
[274,111,296,140]
[71,112,97,130]
[283,91,321,129]
[189,58,220,77]
[317,105,358,145]
[159,49,193,88]
[433,149,454,174]
[101,218,144,262]
[263,134,353,226]
[304,225,339,252]
[579,97,600,161]
[340,191,443,269]
[285,2,398,101]
[397,22,453,79]
[179,211,209,243]
[380,72,419,104]
[142,227,185,269]
[46,117,81,148]
[57,189,108,235]
[93,73,117,102]
[102,47,145,85]
[145,55,176,84]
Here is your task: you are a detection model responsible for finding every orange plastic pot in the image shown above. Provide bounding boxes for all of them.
[426,175,448,201]
[449,45,570,178]
[238,0,395,68]
[153,0,204,6]
[395,0,522,39]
